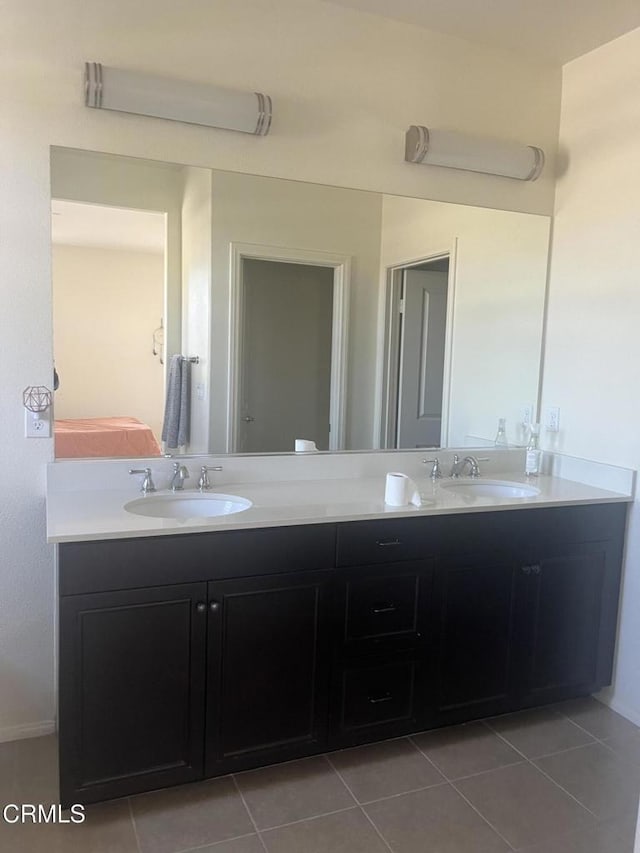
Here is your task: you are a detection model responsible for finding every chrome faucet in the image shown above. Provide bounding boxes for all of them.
[450,454,482,478]
[129,467,156,494]
[169,462,190,491]
[198,465,223,491]
[422,457,443,479]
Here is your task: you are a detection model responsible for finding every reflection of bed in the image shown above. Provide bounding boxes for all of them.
[54,417,162,458]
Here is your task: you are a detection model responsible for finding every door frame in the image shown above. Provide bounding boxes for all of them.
[227,242,351,452]
[376,243,457,449]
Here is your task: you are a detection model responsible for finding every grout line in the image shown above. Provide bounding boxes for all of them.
[440,759,525,783]
[231,775,269,853]
[324,754,395,853]
[410,738,517,851]
[172,832,262,853]
[126,797,143,853]
[358,806,397,853]
[356,779,449,806]
[449,781,517,852]
[258,805,358,833]
[485,725,601,821]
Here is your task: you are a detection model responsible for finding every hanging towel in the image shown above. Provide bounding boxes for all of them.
[161,355,191,448]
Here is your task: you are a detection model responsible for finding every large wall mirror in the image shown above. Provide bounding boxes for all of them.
[50,146,550,459]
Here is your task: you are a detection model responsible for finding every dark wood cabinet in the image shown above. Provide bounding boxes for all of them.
[59,583,207,806]
[433,555,522,723]
[57,502,627,806]
[519,540,615,705]
[205,571,331,774]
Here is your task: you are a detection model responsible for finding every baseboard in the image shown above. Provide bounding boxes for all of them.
[0,720,56,743]
[595,690,640,727]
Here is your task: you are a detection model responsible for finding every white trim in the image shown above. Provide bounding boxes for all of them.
[375,244,457,448]
[0,720,56,743]
[228,242,351,452]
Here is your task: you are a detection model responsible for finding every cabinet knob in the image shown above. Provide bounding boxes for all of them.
[209,601,220,612]
[531,564,541,575]
[522,566,532,575]
[196,602,207,613]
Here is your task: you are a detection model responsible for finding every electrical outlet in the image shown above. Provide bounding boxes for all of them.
[25,409,52,438]
[195,382,206,401]
[545,406,560,432]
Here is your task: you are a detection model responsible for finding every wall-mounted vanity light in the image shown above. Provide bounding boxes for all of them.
[84,62,272,136]
[404,126,544,181]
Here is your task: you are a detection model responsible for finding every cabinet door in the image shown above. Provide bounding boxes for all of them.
[520,541,611,705]
[59,583,207,806]
[433,556,522,724]
[205,571,331,775]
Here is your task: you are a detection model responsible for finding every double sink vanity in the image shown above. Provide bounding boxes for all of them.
[47,450,633,807]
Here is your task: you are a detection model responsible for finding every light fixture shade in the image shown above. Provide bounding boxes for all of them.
[84,62,272,136]
[405,126,544,181]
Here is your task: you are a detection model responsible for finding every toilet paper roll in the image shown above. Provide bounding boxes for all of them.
[295,438,318,452]
[384,472,422,507]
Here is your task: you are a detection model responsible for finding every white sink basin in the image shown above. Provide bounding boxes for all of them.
[439,479,541,499]
[125,492,253,519]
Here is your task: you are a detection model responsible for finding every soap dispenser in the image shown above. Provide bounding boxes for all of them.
[525,423,542,476]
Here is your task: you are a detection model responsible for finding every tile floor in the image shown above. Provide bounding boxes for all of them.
[1,697,639,852]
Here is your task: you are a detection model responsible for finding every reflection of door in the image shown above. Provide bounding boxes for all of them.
[397,269,448,448]
[239,259,334,453]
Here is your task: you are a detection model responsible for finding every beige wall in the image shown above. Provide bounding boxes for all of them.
[379,196,550,447]
[0,0,561,736]
[540,27,640,724]
[209,170,383,450]
[51,148,184,367]
[181,167,214,454]
[52,245,165,438]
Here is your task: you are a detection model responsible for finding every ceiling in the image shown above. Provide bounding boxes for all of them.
[51,200,165,254]
[324,0,640,65]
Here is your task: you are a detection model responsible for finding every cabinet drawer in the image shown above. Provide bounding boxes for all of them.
[339,658,418,732]
[337,518,440,567]
[347,573,418,640]
[336,562,433,654]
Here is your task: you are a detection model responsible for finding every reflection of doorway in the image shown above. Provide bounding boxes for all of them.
[239,259,333,453]
[228,243,350,453]
[381,254,452,449]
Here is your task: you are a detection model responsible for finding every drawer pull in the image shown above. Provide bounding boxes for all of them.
[368,692,393,704]
[376,538,402,547]
[372,603,397,614]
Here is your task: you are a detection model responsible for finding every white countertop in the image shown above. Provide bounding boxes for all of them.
[46,473,631,544]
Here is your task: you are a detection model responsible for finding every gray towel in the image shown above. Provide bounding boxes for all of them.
[161,355,191,448]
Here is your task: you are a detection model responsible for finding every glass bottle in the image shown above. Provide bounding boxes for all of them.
[525,423,542,476]
[494,418,508,448]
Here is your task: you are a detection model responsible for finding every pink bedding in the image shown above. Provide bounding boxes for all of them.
[55,417,162,459]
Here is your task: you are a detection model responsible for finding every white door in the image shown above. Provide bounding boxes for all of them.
[238,258,334,452]
[396,269,448,448]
